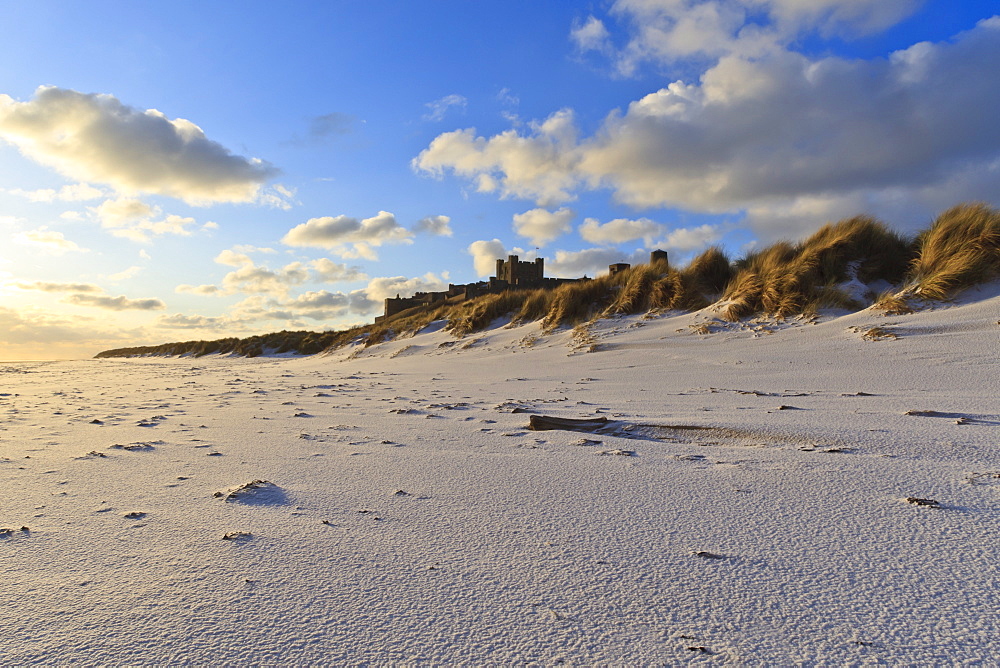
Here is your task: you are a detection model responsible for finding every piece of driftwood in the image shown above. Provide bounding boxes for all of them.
[528,414,609,432]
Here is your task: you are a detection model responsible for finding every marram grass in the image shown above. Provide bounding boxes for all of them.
[95,202,1000,358]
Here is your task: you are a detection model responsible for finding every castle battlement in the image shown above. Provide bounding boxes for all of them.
[375,251,666,324]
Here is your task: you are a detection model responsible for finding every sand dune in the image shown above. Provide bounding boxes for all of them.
[2,287,998,664]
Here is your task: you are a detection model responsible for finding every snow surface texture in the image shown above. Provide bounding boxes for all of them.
[2,287,999,664]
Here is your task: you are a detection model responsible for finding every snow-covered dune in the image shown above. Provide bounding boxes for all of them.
[3,288,999,664]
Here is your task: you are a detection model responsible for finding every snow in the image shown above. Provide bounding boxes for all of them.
[2,289,999,664]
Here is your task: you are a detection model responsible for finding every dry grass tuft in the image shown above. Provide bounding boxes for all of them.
[512,288,555,325]
[542,279,612,331]
[682,246,734,296]
[605,264,662,315]
[720,216,911,321]
[908,203,1000,300]
[861,326,898,341]
[447,291,528,337]
[872,290,914,315]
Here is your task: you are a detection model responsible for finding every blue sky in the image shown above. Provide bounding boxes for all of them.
[1,0,998,359]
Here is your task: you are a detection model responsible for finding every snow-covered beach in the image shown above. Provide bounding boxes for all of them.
[3,290,999,665]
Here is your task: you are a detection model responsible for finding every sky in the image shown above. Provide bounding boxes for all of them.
[1,0,998,360]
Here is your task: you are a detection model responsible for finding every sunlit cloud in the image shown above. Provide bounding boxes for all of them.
[108,265,143,281]
[570,16,611,53]
[89,197,197,242]
[423,94,468,122]
[63,293,166,311]
[580,216,662,245]
[547,247,646,278]
[309,258,368,283]
[468,238,508,277]
[0,86,277,205]
[156,313,228,329]
[281,211,415,259]
[13,227,87,255]
[13,281,102,293]
[4,183,105,202]
[412,214,453,237]
[513,207,574,247]
[417,18,1000,237]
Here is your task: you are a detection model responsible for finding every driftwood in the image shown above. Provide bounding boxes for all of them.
[528,414,610,432]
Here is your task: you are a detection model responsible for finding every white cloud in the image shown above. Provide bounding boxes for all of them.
[413,109,582,207]
[417,18,1000,237]
[156,313,227,329]
[412,215,453,237]
[13,227,87,255]
[309,258,368,283]
[362,273,449,302]
[220,260,309,297]
[468,239,508,277]
[0,86,276,205]
[214,249,253,266]
[571,16,611,52]
[547,247,646,278]
[5,183,104,202]
[659,223,722,251]
[90,197,197,242]
[107,266,143,281]
[13,281,102,293]
[606,0,924,74]
[63,293,166,311]
[580,216,662,245]
[180,253,368,301]
[175,284,222,296]
[232,244,277,254]
[423,94,468,122]
[281,211,414,259]
[0,306,115,346]
[512,207,574,247]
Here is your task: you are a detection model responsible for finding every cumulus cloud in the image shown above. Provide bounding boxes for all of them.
[4,183,104,202]
[659,223,723,250]
[108,265,142,282]
[362,273,449,302]
[606,0,924,74]
[412,215,453,237]
[423,94,468,122]
[513,207,574,247]
[547,247,647,278]
[178,253,368,300]
[468,239,509,277]
[220,260,309,297]
[63,293,166,311]
[0,86,277,205]
[175,284,222,296]
[579,216,662,245]
[417,18,1000,237]
[413,109,581,206]
[281,211,415,259]
[214,249,253,266]
[571,16,611,52]
[156,313,227,329]
[0,306,106,346]
[14,227,87,255]
[342,273,450,315]
[90,197,197,242]
[309,258,368,283]
[13,281,102,293]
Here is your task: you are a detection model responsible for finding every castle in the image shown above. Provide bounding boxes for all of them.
[375,251,668,324]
